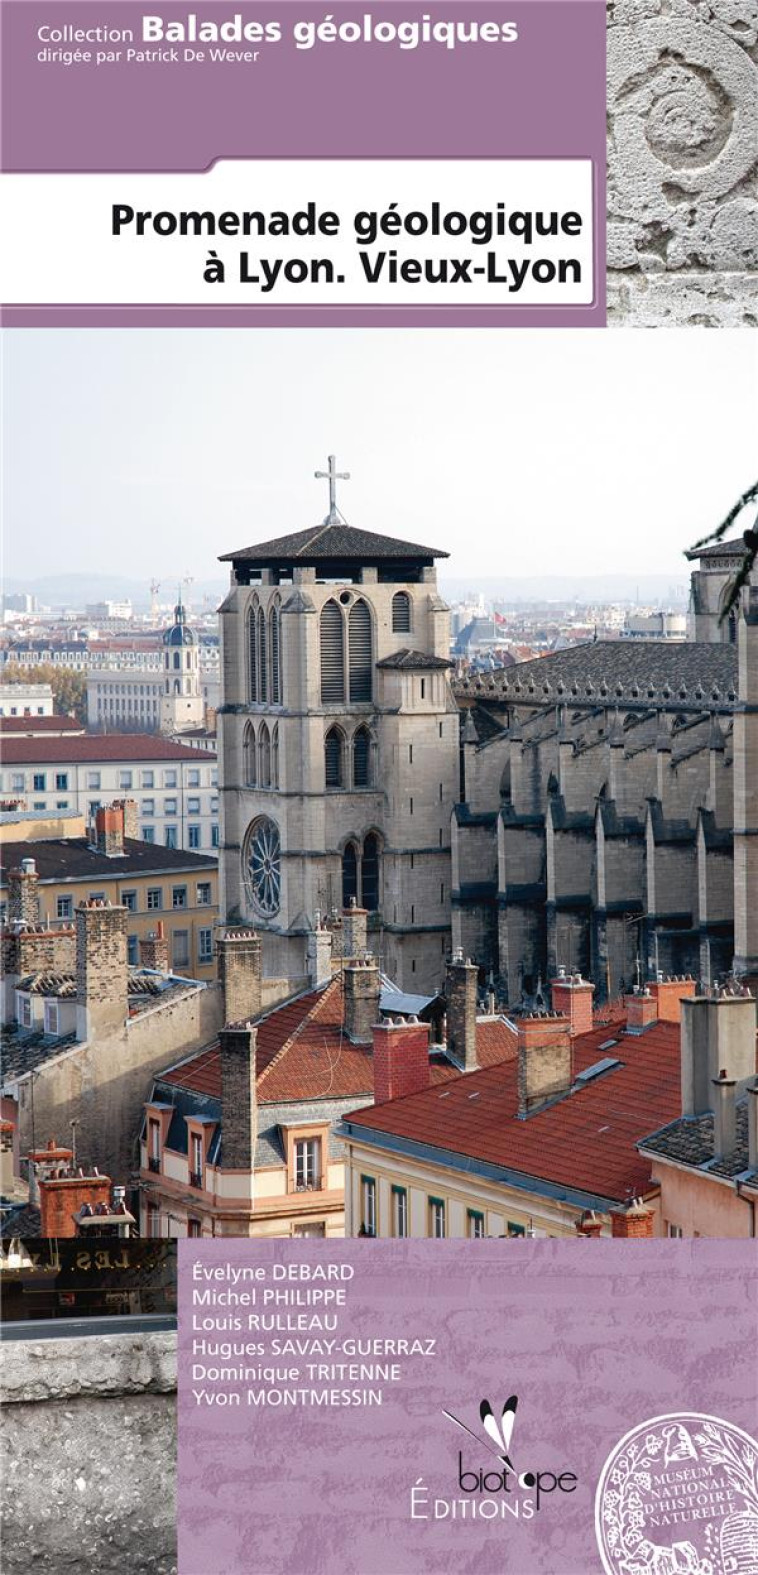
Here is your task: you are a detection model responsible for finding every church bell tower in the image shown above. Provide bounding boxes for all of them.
[218,458,459,993]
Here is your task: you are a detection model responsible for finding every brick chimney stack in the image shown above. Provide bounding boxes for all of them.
[515,1012,572,1116]
[625,989,657,1033]
[39,1166,113,1237]
[373,1017,431,1104]
[76,901,128,1039]
[110,797,139,841]
[342,902,368,959]
[680,992,757,1117]
[445,952,479,1070]
[610,1200,655,1238]
[575,1210,603,1237]
[551,971,594,1037]
[95,806,125,857]
[139,920,169,974]
[649,975,697,1023]
[217,929,262,1026]
[7,859,40,927]
[712,1069,738,1160]
[220,1024,257,1183]
[343,957,381,1045]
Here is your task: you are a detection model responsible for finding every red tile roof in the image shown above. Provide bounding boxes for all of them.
[0,735,215,764]
[0,716,85,734]
[345,1021,682,1205]
[161,983,517,1107]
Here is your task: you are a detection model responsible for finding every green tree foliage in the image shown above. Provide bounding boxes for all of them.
[2,662,87,724]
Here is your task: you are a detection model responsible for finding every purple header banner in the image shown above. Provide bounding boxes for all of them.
[177,1238,758,1575]
[0,0,607,326]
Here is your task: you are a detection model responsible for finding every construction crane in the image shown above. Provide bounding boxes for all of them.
[180,575,195,613]
[149,579,161,624]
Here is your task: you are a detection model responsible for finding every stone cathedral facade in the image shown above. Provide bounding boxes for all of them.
[218,473,757,1005]
[452,541,758,1002]
[217,465,459,993]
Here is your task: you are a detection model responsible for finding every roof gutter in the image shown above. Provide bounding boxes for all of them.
[337,1120,625,1216]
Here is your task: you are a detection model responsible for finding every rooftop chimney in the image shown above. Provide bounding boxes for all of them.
[139,920,169,974]
[110,797,139,841]
[711,1069,738,1161]
[681,993,757,1117]
[649,975,697,1023]
[95,805,125,857]
[575,1210,603,1237]
[625,989,657,1033]
[217,929,262,1026]
[76,900,128,1039]
[39,1167,112,1238]
[306,924,333,988]
[610,1200,655,1239]
[344,957,381,1045]
[551,971,594,1037]
[7,860,40,927]
[373,1017,431,1104]
[445,953,479,1070]
[342,902,368,960]
[516,1012,572,1116]
[220,1024,257,1187]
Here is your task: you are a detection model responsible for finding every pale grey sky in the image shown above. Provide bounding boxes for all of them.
[3,329,756,584]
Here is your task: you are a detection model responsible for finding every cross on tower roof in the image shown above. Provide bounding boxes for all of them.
[315,454,350,524]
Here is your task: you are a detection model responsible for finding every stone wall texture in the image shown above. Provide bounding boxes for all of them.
[607,0,758,326]
[0,1333,177,1575]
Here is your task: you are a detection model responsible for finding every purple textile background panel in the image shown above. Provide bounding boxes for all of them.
[177,1239,758,1575]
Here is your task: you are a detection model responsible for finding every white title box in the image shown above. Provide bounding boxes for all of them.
[0,159,594,307]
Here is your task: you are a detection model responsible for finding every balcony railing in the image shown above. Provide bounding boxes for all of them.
[289,1177,322,1194]
[148,1156,161,1174]
[189,1170,203,1190]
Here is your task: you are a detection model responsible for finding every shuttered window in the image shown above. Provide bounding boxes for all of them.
[362,832,380,911]
[258,608,268,702]
[325,727,343,788]
[321,600,345,702]
[392,591,411,632]
[244,723,257,787]
[270,607,281,704]
[353,727,370,787]
[248,606,258,702]
[259,722,271,788]
[348,599,372,702]
[342,841,358,907]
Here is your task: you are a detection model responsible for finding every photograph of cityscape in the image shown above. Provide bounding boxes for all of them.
[1,326,757,1253]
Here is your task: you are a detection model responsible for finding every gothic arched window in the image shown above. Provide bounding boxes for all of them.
[244,723,256,787]
[362,832,381,911]
[353,726,371,788]
[247,603,258,702]
[321,600,345,703]
[348,599,372,702]
[325,726,344,788]
[258,607,268,702]
[271,724,279,789]
[342,841,359,908]
[259,721,271,789]
[270,605,281,704]
[392,591,411,633]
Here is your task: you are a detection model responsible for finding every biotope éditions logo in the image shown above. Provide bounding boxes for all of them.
[410,1392,579,1522]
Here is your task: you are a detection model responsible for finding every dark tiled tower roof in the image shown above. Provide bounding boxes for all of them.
[220,522,448,565]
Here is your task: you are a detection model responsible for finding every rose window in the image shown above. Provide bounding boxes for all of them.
[244,816,281,917]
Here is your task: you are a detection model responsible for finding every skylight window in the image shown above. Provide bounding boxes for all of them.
[575,1056,622,1084]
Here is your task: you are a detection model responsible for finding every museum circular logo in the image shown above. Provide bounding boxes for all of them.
[595,1412,758,1575]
